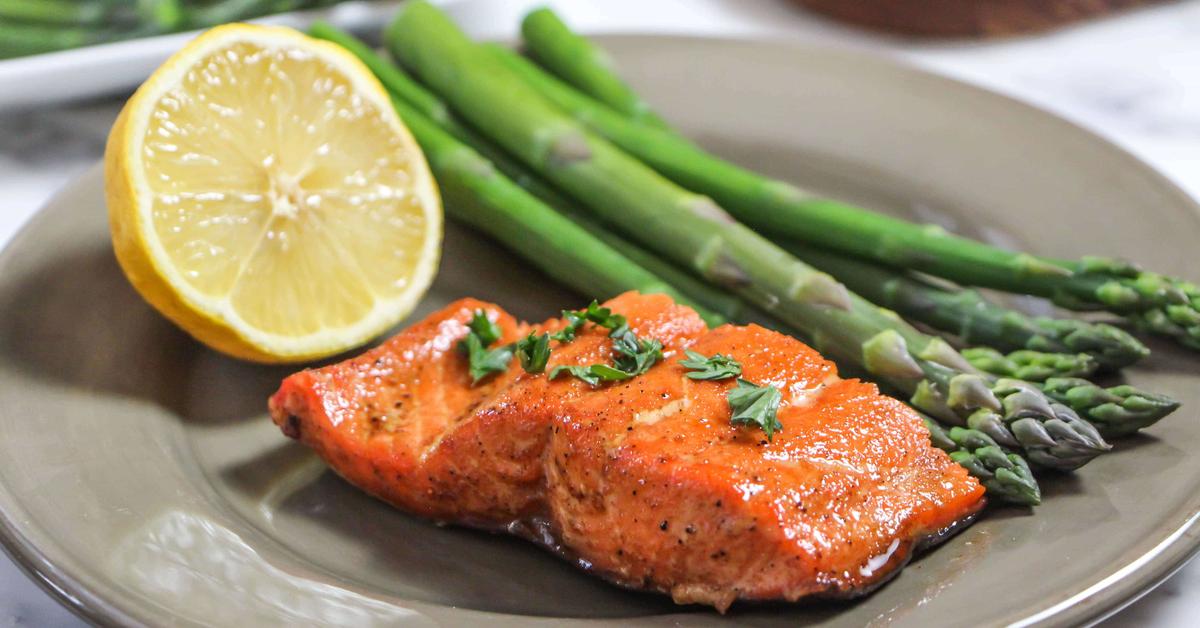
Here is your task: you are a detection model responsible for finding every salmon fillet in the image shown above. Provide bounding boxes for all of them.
[269,292,984,611]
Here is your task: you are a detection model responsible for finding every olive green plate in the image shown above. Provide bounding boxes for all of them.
[1,36,1199,627]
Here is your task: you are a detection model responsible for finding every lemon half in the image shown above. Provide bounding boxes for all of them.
[106,24,442,363]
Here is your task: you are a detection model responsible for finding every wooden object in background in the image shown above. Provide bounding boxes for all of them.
[795,0,1168,37]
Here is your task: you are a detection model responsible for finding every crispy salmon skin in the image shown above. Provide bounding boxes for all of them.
[269,292,984,611]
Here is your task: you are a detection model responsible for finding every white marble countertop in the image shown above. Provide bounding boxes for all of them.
[0,0,1198,625]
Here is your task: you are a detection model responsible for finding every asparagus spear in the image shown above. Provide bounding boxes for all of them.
[180,0,262,28]
[136,0,182,31]
[962,347,1096,381]
[185,1,337,29]
[1039,378,1181,438]
[923,417,1041,506]
[568,214,746,323]
[488,40,1200,351]
[0,22,118,58]
[796,234,1177,434]
[519,7,671,131]
[0,0,113,26]
[0,1,343,60]
[791,246,1148,369]
[386,1,1109,470]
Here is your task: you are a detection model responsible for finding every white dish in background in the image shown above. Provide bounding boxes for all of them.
[0,0,400,109]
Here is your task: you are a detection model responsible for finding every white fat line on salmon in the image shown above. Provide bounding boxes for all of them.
[784,372,842,411]
[633,397,693,427]
[859,538,902,578]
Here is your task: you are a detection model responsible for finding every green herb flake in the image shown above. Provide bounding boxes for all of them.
[678,350,742,380]
[727,379,783,441]
[461,333,515,384]
[611,328,663,376]
[465,309,502,346]
[458,309,514,385]
[549,363,632,386]
[588,364,635,381]
[548,364,597,385]
[583,300,628,331]
[551,300,629,343]
[548,328,660,387]
[550,308,587,343]
[516,332,552,374]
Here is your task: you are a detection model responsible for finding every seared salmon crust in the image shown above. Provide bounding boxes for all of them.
[269,292,985,611]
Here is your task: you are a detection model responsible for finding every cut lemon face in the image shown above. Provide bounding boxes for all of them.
[106,24,442,363]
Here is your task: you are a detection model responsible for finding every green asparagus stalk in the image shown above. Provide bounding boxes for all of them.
[180,0,262,28]
[923,417,1041,506]
[185,1,336,29]
[796,233,1177,434]
[519,7,671,131]
[961,347,1096,381]
[386,1,1109,470]
[1039,378,1181,438]
[0,0,113,26]
[968,360,1176,436]
[489,39,1200,351]
[0,1,347,60]
[0,22,118,58]
[137,0,182,31]
[568,214,746,322]
[791,246,1148,369]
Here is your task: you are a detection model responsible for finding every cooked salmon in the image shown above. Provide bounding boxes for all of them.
[269,292,985,611]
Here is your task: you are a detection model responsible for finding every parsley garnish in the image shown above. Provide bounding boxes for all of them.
[463,301,666,388]
[727,379,783,441]
[516,332,551,374]
[550,324,663,386]
[678,350,742,380]
[550,309,587,343]
[460,333,515,384]
[465,309,502,346]
[583,300,628,331]
[611,328,663,376]
[549,363,632,386]
[550,300,628,342]
[678,352,776,439]
[458,310,514,385]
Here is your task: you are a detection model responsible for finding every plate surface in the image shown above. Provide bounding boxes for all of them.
[1,35,1199,627]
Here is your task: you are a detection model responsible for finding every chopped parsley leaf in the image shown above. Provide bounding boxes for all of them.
[678,350,742,380]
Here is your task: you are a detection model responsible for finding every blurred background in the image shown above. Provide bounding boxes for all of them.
[0,0,1197,625]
